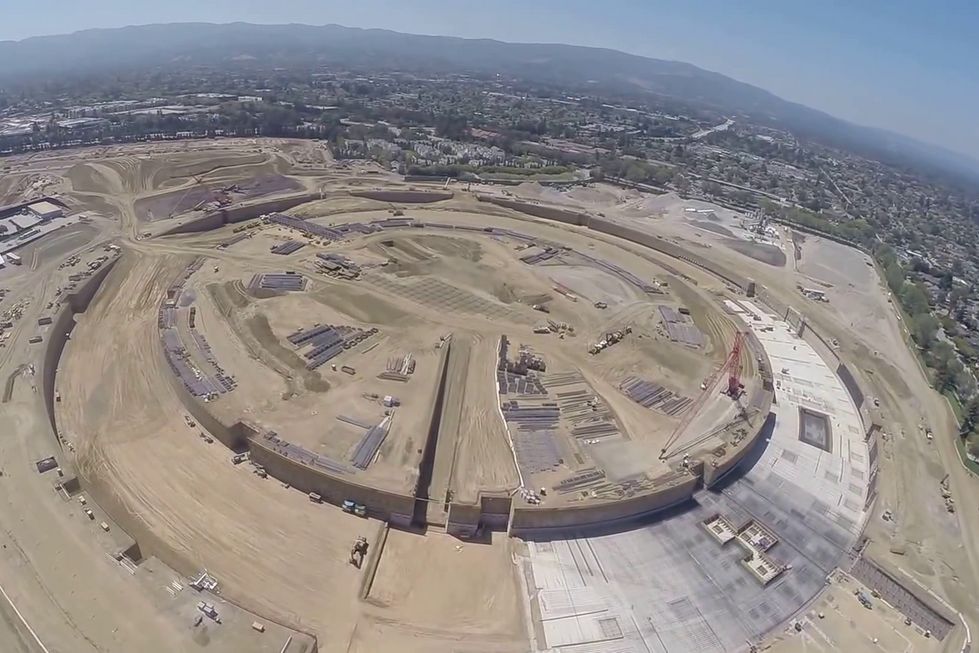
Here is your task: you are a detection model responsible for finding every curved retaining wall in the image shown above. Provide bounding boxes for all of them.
[144,190,778,536]
[157,311,453,525]
[509,472,699,536]
[42,257,120,439]
[161,193,320,236]
[351,190,453,203]
[248,438,416,523]
[475,195,753,291]
[154,193,772,536]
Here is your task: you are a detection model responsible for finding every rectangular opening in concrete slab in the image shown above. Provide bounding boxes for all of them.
[798,406,832,453]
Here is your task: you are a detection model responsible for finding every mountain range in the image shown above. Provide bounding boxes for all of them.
[1,22,976,182]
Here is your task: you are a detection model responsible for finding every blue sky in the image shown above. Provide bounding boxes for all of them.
[2,0,976,157]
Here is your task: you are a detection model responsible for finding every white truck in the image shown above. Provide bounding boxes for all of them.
[6,253,21,265]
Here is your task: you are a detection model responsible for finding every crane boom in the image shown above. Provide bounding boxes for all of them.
[660,331,745,459]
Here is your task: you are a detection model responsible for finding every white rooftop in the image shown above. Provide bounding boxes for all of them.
[28,201,63,217]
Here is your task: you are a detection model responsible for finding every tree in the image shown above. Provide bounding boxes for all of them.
[900,282,931,317]
[912,313,940,348]
[961,396,979,435]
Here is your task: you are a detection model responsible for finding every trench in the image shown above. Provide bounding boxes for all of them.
[411,339,453,525]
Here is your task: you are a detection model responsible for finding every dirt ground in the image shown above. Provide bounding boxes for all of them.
[3,137,973,653]
[358,529,526,653]
[764,572,944,653]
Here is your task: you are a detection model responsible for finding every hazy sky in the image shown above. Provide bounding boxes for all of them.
[2,0,977,157]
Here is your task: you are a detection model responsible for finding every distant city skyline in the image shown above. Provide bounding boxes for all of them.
[3,0,977,158]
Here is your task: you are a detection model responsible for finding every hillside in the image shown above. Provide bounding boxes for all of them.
[1,22,976,181]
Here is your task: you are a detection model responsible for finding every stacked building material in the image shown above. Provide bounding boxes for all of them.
[268,213,345,241]
[619,376,693,416]
[216,233,250,249]
[288,323,378,370]
[379,353,416,382]
[553,468,607,494]
[501,401,560,430]
[658,305,706,348]
[261,431,351,475]
[576,251,660,294]
[249,272,307,292]
[520,246,560,265]
[350,415,393,470]
[512,429,562,478]
[547,374,621,441]
[270,240,306,255]
[369,217,415,229]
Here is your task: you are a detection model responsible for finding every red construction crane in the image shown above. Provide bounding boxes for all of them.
[660,331,746,459]
[726,331,745,397]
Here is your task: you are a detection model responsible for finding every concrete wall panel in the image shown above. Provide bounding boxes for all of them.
[509,473,698,537]
[351,190,453,203]
[161,193,319,235]
[43,258,119,439]
[247,441,416,520]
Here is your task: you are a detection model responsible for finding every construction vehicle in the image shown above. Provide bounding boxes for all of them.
[532,304,550,313]
[589,328,631,355]
[350,536,369,568]
[594,301,608,309]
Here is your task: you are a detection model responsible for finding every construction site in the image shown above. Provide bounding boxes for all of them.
[0,138,974,653]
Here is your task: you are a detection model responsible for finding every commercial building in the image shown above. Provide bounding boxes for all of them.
[28,200,64,220]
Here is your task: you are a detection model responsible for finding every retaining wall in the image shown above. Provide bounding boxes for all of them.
[476,195,590,226]
[161,193,319,236]
[155,327,453,525]
[42,257,119,439]
[590,219,752,291]
[446,502,481,538]
[246,439,416,522]
[837,363,865,411]
[446,491,514,537]
[351,190,453,203]
[476,195,754,292]
[508,472,698,537]
[145,190,782,536]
